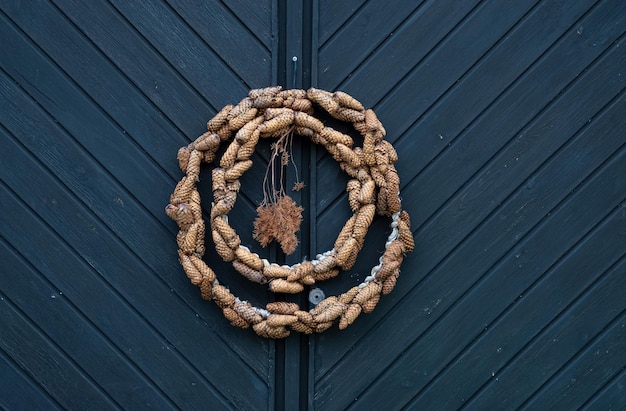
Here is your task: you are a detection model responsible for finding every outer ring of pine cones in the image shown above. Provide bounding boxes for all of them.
[166,86,414,338]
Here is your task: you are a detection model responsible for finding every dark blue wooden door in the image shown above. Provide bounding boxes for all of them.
[1,1,625,410]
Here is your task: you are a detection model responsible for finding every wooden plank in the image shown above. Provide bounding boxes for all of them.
[315,0,620,235]
[385,0,602,179]
[582,368,626,411]
[222,0,273,49]
[517,310,626,409]
[0,236,176,408]
[310,2,532,211]
[0,16,179,221]
[0,1,194,171]
[317,0,367,46]
[0,296,118,409]
[318,0,425,89]
[406,213,626,409]
[0,348,61,410]
[336,0,523,104]
[166,0,272,87]
[0,25,268,369]
[15,0,221,129]
[0,148,242,409]
[312,92,626,408]
[0,86,270,409]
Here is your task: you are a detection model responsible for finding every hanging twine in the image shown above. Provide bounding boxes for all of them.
[166,86,414,338]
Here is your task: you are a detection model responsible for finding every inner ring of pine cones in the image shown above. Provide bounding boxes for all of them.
[166,86,414,338]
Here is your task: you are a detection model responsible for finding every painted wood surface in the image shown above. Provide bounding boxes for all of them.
[1,1,624,410]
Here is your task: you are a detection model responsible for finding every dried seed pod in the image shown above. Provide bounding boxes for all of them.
[249,85,282,99]
[358,180,376,204]
[336,143,361,168]
[382,269,400,295]
[224,159,253,181]
[193,132,221,151]
[233,300,264,324]
[269,279,304,294]
[291,98,313,113]
[301,275,316,285]
[212,230,234,261]
[219,141,241,169]
[266,301,299,315]
[266,314,299,327]
[177,146,191,172]
[338,286,360,304]
[332,107,365,123]
[313,268,339,282]
[233,260,267,284]
[398,217,415,253]
[263,264,292,279]
[335,237,357,269]
[190,255,216,284]
[294,111,324,132]
[361,293,380,313]
[199,277,213,300]
[313,254,337,274]
[311,296,339,316]
[211,217,240,249]
[252,95,284,109]
[334,91,364,111]
[223,307,248,328]
[339,304,362,330]
[180,223,200,255]
[375,259,402,282]
[213,284,235,308]
[313,301,346,323]
[234,247,264,271]
[287,261,314,282]
[334,215,356,251]
[353,282,382,306]
[179,251,202,285]
[290,321,314,334]
[207,104,233,131]
[319,127,354,147]
[364,109,385,135]
[258,112,294,135]
[295,310,314,325]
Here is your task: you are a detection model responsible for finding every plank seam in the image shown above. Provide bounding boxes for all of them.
[0,124,266,392]
[0,289,122,409]
[520,309,626,410]
[316,81,626,385]
[0,231,178,409]
[366,177,626,408]
[0,343,63,410]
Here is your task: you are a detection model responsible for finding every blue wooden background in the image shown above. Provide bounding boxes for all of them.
[1,1,625,410]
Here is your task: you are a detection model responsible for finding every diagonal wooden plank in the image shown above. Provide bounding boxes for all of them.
[0,347,62,410]
[582,368,626,410]
[317,0,367,46]
[384,0,602,182]
[313,56,626,407]
[406,207,626,409]
[318,0,424,89]
[460,258,626,409]
[318,139,626,409]
[0,296,118,409]
[221,0,273,50]
[0,234,177,408]
[166,0,272,86]
[314,0,538,215]
[513,305,626,409]
[0,78,270,409]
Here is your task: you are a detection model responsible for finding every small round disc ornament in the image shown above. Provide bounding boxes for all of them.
[166,86,414,338]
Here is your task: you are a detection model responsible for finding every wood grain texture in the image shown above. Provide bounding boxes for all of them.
[1,0,624,409]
